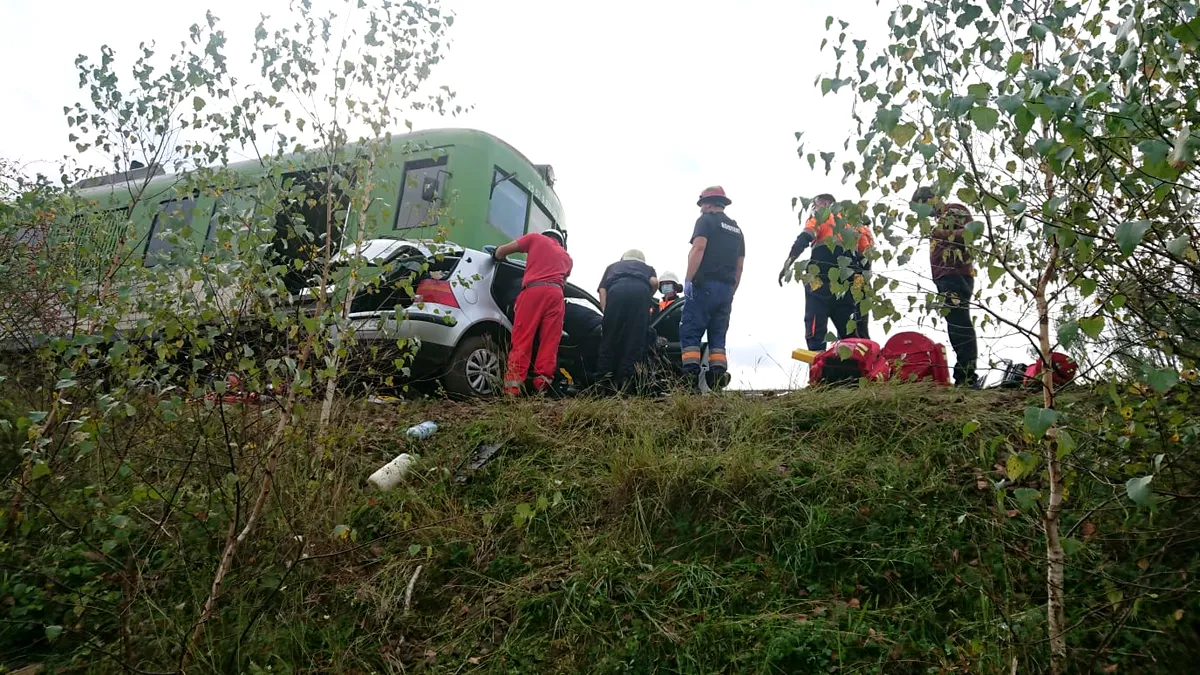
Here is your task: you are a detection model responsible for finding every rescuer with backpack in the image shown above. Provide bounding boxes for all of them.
[681,186,745,391]
[777,194,874,351]
[490,229,573,396]
[911,187,978,387]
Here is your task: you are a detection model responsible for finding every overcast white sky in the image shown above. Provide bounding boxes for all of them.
[1,0,1038,388]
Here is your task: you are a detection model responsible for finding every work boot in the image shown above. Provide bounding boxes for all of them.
[588,372,616,397]
[955,373,980,389]
[706,369,730,392]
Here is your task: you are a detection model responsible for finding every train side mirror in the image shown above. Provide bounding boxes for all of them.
[421,177,439,202]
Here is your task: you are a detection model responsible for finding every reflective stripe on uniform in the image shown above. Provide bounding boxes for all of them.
[708,349,728,366]
[532,375,553,390]
[504,380,523,389]
[681,347,702,365]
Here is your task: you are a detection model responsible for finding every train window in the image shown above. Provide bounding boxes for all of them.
[274,169,352,292]
[488,168,529,240]
[394,155,449,230]
[528,200,554,235]
[205,189,253,250]
[144,198,197,267]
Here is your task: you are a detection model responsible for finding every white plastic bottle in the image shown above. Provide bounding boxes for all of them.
[367,453,414,492]
[406,421,438,440]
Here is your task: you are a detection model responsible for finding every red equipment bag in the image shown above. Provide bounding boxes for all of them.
[881,331,951,385]
[1024,352,1078,388]
[809,338,890,386]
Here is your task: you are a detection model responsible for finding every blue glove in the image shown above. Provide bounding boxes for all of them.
[483,244,498,259]
[683,280,694,298]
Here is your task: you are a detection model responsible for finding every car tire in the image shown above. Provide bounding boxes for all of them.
[443,334,505,397]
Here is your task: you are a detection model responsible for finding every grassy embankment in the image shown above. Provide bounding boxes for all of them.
[3,385,1197,673]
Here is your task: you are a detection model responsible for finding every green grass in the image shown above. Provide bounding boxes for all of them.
[3,384,1198,673]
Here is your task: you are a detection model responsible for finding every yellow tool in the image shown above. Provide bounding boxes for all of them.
[791,348,819,364]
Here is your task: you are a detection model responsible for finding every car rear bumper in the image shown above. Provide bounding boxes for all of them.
[344,304,462,360]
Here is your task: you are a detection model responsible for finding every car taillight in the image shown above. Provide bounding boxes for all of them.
[414,278,459,308]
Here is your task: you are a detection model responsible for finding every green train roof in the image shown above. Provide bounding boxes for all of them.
[76,127,557,207]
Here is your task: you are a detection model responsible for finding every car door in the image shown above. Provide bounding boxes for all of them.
[649,298,686,365]
[559,284,603,384]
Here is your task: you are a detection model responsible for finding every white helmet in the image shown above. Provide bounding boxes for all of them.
[542,228,567,249]
[659,271,680,285]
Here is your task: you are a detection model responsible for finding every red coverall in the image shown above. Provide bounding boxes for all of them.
[503,233,573,395]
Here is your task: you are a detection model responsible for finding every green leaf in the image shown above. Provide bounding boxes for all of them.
[1056,429,1076,457]
[967,83,991,100]
[996,94,1024,114]
[1115,14,1135,42]
[1057,320,1079,348]
[45,625,64,642]
[1125,475,1154,508]
[1139,139,1170,167]
[1145,368,1179,394]
[31,461,52,480]
[28,411,48,423]
[1006,452,1038,480]
[988,264,1005,283]
[1078,277,1097,297]
[1079,316,1105,339]
[1013,487,1041,510]
[193,96,206,111]
[109,514,131,530]
[889,123,917,146]
[1167,234,1189,257]
[1062,537,1083,557]
[1115,220,1151,256]
[875,106,901,132]
[956,4,982,28]
[1024,406,1059,438]
[1042,95,1074,117]
[1014,107,1036,134]
[970,107,1000,132]
[513,503,535,528]
[962,420,981,438]
[1005,52,1025,75]
[947,95,975,117]
[1170,17,1200,47]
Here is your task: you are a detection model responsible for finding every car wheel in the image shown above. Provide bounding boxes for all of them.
[444,334,505,397]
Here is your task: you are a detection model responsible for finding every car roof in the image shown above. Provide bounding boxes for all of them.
[337,238,464,263]
[348,237,602,306]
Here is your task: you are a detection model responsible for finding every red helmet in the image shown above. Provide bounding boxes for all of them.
[697,186,732,206]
